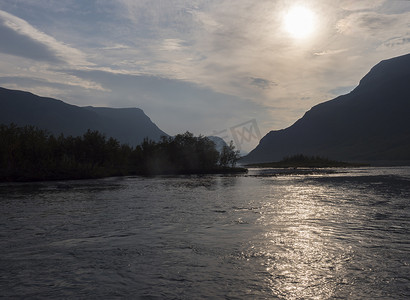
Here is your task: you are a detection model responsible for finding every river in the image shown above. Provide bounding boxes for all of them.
[1,167,410,299]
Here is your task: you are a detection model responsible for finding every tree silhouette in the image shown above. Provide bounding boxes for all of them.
[219,141,240,167]
[0,124,245,181]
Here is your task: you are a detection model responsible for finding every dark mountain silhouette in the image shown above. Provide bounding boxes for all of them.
[243,53,410,164]
[0,87,167,146]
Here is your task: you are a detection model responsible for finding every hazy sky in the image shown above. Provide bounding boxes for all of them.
[1,0,410,151]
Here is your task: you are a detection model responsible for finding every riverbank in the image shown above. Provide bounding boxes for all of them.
[0,167,248,183]
[244,154,369,169]
[1,124,244,183]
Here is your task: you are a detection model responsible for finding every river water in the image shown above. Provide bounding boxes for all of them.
[1,167,409,299]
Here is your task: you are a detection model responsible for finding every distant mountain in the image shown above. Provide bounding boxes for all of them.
[243,53,410,164]
[207,136,228,153]
[0,87,167,146]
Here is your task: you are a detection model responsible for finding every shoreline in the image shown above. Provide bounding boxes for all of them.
[244,162,369,168]
[0,167,248,183]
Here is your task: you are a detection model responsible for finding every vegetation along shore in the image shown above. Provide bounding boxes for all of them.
[245,154,369,168]
[0,124,245,182]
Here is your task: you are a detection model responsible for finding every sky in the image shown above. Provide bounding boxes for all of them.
[1,0,410,151]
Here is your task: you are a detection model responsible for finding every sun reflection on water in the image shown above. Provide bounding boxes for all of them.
[254,183,354,299]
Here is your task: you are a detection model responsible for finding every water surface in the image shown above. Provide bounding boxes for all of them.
[1,167,409,299]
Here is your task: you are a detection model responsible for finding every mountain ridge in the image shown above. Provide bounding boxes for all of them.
[0,87,168,146]
[243,53,410,163]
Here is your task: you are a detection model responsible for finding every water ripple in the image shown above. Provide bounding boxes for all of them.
[1,167,409,298]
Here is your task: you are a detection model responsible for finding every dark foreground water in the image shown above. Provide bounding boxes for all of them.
[1,167,410,299]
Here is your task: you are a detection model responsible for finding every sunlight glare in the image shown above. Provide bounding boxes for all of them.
[284,6,316,39]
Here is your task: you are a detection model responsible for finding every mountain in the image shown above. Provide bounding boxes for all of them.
[0,87,167,146]
[207,136,228,153]
[83,106,168,146]
[243,53,410,164]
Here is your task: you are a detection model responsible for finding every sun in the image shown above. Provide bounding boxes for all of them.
[284,6,316,39]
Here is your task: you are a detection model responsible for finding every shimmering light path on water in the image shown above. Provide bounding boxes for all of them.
[1,167,409,299]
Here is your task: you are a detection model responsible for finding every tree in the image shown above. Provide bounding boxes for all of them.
[219,141,241,167]
[0,125,243,181]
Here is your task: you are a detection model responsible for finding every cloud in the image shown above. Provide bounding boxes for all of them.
[337,12,394,35]
[336,10,410,55]
[118,0,199,38]
[0,0,410,146]
[100,44,131,51]
[250,77,277,90]
[0,10,88,65]
[0,73,107,92]
[94,0,410,133]
[0,52,108,101]
[383,37,410,48]
[160,38,187,51]
[339,0,386,11]
[0,0,78,13]
[336,9,410,39]
[314,49,348,56]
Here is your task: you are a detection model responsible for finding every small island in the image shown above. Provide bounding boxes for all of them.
[245,154,369,168]
[0,124,246,182]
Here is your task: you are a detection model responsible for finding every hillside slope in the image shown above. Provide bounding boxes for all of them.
[0,87,167,146]
[243,53,410,163]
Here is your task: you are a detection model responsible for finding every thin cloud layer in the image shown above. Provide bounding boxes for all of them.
[0,10,88,65]
[339,0,386,11]
[0,0,410,151]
